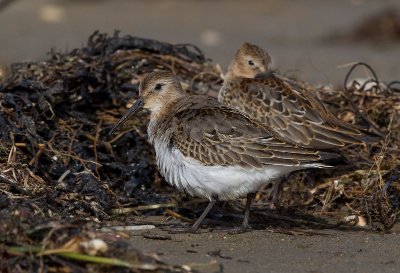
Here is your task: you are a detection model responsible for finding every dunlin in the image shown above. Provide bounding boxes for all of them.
[219,42,379,149]
[109,71,338,233]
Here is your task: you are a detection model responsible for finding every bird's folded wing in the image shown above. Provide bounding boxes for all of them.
[235,73,375,148]
[170,98,332,169]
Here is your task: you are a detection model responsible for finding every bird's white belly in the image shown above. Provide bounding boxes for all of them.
[155,141,298,201]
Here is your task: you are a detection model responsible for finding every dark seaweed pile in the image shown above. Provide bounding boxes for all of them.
[0,30,222,217]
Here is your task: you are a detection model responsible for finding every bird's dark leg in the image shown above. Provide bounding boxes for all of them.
[190,194,218,233]
[270,177,284,209]
[228,192,255,234]
[242,192,255,231]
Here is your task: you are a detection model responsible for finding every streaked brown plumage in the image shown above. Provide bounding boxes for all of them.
[219,43,379,149]
[155,94,334,169]
[109,71,339,232]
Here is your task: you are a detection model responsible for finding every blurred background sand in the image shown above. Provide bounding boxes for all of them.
[0,0,399,84]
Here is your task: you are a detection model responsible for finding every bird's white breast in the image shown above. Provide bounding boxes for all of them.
[153,139,301,201]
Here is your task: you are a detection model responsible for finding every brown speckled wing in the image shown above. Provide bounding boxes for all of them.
[222,72,377,149]
[166,96,331,169]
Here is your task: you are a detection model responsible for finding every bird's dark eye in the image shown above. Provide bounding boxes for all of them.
[248,60,255,66]
[154,83,163,91]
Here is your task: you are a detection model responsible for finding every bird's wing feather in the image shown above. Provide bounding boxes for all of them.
[225,73,376,149]
[168,96,332,169]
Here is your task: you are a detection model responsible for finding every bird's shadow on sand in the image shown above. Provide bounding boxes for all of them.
[155,203,367,235]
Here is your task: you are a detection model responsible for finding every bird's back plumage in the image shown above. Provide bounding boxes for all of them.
[220,72,379,149]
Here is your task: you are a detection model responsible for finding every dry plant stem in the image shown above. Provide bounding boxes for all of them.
[60,120,82,166]
[164,208,194,223]
[46,142,102,167]
[93,122,102,178]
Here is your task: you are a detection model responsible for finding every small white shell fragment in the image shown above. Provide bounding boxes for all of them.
[343,215,367,227]
[80,239,108,255]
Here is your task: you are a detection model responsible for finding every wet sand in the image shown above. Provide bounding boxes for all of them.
[126,217,400,273]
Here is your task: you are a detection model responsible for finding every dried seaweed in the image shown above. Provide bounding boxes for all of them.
[0,30,221,212]
[289,62,400,230]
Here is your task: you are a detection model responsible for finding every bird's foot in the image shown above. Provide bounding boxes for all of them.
[227,224,252,235]
[163,225,202,234]
[210,224,252,234]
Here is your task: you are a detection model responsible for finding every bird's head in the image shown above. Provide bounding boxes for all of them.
[109,71,185,135]
[138,71,185,113]
[227,42,272,78]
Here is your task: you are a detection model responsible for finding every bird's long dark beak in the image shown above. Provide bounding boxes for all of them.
[108,98,144,135]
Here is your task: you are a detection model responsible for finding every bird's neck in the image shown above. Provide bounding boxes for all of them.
[148,92,186,142]
[151,90,186,117]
